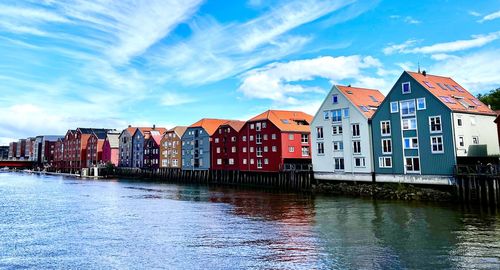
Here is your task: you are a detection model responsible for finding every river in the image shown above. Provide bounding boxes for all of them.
[0,172,499,269]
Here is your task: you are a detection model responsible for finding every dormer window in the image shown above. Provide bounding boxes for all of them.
[402,82,411,94]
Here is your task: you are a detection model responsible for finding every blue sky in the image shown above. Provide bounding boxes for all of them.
[0,0,499,144]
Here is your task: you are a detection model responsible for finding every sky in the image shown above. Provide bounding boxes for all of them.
[0,0,499,144]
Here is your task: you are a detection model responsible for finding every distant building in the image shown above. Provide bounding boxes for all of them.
[371,71,499,184]
[54,138,64,170]
[182,119,231,170]
[103,132,120,166]
[131,126,167,168]
[16,139,27,160]
[160,126,187,169]
[8,142,17,160]
[239,110,312,172]
[118,126,137,168]
[144,134,162,170]
[62,128,114,171]
[86,129,112,167]
[211,120,245,171]
[33,135,64,166]
[311,85,384,181]
[0,146,8,160]
[27,137,36,161]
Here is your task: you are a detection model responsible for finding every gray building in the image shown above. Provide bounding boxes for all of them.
[0,146,8,160]
[181,118,230,170]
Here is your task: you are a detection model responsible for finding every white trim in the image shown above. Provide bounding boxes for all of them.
[380,120,391,136]
[417,97,426,110]
[382,138,392,154]
[403,137,419,149]
[379,156,392,168]
[390,101,399,113]
[402,82,411,94]
[404,156,421,173]
[400,99,416,117]
[429,115,442,134]
[430,135,444,154]
[353,157,366,168]
[402,118,417,130]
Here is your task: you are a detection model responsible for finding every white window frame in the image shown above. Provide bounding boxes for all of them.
[332,125,343,135]
[405,157,420,173]
[379,157,392,168]
[316,127,324,139]
[351,124,360,138]
[333,141,343,151]
[354,157,366,168]
[382,138,392,154]
[430,135,444,154]
[352,140,361,155]
[380,121,391,136]
[390,102,399,113]
[472,136,479,144]
[400,100,416,116]
[429,116,442,134]
[402,82,411,94]
[404,137,419,149]
[417,97,426,110]
[402,118,417,131]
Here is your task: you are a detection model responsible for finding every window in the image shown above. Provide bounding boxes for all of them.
[256,122,261,131]
[263,134,268,140]
[429,116,442,133]
[231,136,236,142]
[440,96,456,104]
[458,136,464,147]
[333,141,343,151]
[354,157,366,168]
[301,134,308,143]
[334,158,345,170]
[250,159,254,165]
[417,98,426,110]
[242,147,247,153]
[242,136,247,142]
[231,146,236,153]
[391,102,399,113]
[332,125,343,135]
[402,82,411,94]
[423,81,434,88]
[250,147,254,153]
[431,136,444,153]
[332,94,338,104]
[271,134,277,140]
[256,147,262,157]
[301,146,309,156]
[264,146,268,152]
[353,141,361,154]
[402,118,417,130]
[216,147,221,154]
[400,100,416,116]
[289,146,295,153]
[262,122,267,128]
[405,157,420,173]
[288,134,294,140]
[472,136,479,144]
[444,84,455,91]
[243,159,247,165]
[215,138,219,143]
[382,139,392,154]
[217,159,222,165]
[264,158,269,165]
[381,121,391,136]
[331,109,342,122]
[229,158,234,165]
[256,134,262,144]
[379,157,392,168]
[257,159,262,169]
[272,146,277,152]
[351,124,360,137]
[343,108,349,118]
[250,124,254,129]
[369,95,379,102]
[470,117,476,126]
[250,135,254,141]
[317,143,324,154]
[404,137,419,149]
[316,127,324,139]
[437,83,447,90]
[323,111,329,120]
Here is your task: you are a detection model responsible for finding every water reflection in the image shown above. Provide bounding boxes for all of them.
[0,173,499,269]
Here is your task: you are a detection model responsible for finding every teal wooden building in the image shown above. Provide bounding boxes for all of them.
[371,71,498,184]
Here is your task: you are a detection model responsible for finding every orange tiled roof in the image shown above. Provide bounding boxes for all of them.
[336,85,385,119]
[407,71,495,116]
[169,126,188,138]
[189,118,233,135]
[248,110,312,132]
[221,120,246,132]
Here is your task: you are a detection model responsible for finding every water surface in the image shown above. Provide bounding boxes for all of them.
[0,172,499,269]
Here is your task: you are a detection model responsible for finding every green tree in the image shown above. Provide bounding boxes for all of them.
[477,88,500,110]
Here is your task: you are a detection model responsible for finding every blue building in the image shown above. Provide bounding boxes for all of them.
[371,71,499,184]
[181,118,230,170]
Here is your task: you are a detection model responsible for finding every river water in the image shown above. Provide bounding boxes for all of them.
[0,172,499,270]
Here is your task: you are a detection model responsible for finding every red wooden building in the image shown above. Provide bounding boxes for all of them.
[62,128,113,172]
[211,120,245,171]
[238,110,312,172]
[144,134,162,170]
[54,138,64,170]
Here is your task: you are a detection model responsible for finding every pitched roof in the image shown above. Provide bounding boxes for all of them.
[336,85,385,119]
[106,132,120,148]
[189,118,232,135]
[407,71,495,116]
[135,127,168,137]
[248,110,312,132]
[150,134,162,145]
[220,120,246,132]
[167,126,188,138]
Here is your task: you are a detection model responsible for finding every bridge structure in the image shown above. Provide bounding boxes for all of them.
[0,160,35,169]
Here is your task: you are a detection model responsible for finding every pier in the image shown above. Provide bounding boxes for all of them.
[455,164,500,207]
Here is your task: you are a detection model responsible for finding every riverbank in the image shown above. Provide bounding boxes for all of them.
[312,181,455,201]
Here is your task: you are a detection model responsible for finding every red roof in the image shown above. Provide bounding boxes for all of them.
[407,71,495,116]
[189,118,233,135]
[220,120,246,132]
[151,134,162,145]
[248,110,312,132]
[336,85,385,119]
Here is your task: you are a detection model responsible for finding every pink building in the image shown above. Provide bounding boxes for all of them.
[103,132,120,166]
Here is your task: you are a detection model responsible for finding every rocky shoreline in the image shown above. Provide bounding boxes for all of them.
[312,181,455,201]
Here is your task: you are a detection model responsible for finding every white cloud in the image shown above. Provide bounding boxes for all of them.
[384,31,500,54]
[430,49,500,93]
[238,55,385,103]
[161,92,197,107]
[149,0,359,85]
[430,53,460,61]
[479,10,500,22]
[389,15,421,24]
[469,11,481,17]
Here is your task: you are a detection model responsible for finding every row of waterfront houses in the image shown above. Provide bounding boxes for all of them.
[3,70,499,184]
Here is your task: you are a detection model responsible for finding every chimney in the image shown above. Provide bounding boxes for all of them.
[153,124,156,130]
[348,84,351,87]
[422,70,427,76]
[128,125,131,128]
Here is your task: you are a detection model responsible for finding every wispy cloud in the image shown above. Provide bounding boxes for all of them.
[161,92,197,107]
[478,10,500,22]
[238,55,385,104]
[383,31,500,54]
[149,0,362,85]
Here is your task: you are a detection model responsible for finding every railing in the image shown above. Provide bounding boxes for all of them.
[282,163,312,172]
[455,164,500,176]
